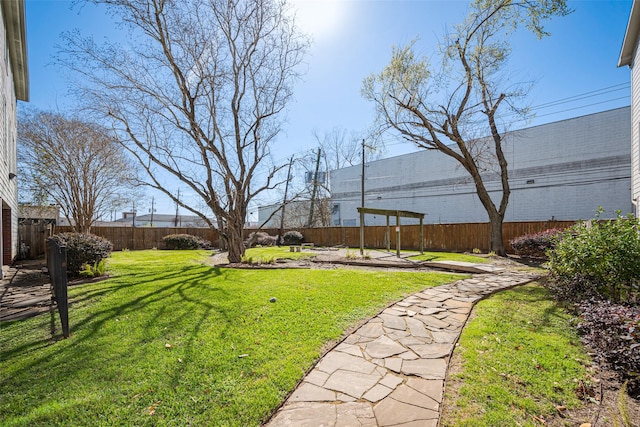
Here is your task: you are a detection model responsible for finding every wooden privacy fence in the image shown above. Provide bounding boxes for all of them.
[51,220,573,254]
[54,226,221,252]
[18,222,52,259]
[262,220,576,253]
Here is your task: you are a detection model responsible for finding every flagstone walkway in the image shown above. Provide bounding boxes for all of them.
[0,262,51,322]
[265,270,540,427]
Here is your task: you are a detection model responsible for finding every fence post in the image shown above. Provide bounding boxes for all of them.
[47,239,70,338]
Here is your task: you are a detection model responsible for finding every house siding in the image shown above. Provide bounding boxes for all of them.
[0,2,20,266]
[631,40,640,212]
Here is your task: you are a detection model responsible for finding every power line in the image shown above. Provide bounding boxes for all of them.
[378,84,631,149]
[529,83,630,110]
[531,96,630,120]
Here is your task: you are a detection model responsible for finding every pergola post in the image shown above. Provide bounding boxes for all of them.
[419,217,424,254]
[359,208,364,255]
[396,214,401,258]
[386,215,390,252]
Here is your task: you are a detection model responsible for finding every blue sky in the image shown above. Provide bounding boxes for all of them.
[23,0,633,215]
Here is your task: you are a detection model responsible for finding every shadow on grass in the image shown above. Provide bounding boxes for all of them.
[502,284,574,332]
[1,264,229,390]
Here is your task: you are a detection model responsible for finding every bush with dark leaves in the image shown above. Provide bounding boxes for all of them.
[163,234,211,250]
[244,232,277,248]
[283,230,303,245]
[544,274,601,304]
[577,299,640,391]
[48,233,113,277]
[509,228,561,259]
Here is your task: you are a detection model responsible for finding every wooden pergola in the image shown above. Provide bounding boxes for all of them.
[357,207,425,257]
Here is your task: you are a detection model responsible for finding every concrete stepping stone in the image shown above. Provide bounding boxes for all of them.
[389,384,439,410]
[289,383,336,402]
[365,336,407,359]
[336,402,377,426]
[373,397,439,426]
[357,322,385,338]
[335,342,364,357]
[315,352,377,375]
[416,314,450,329]
[363,384,394,402]
[405,317,430,338]
[409,343,453,359]
[401,358,448,379]
[324,369,382,399]
[379,313,406,330]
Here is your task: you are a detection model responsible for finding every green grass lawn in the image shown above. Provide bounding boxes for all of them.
[440,284,592,427]
[0,250,461,427]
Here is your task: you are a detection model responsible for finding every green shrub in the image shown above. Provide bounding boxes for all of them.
[509,228,561,259]
[48,233,113,277]
[79,259,107,278]
[241,254,275,265]
[283,230,303,245]
[163,234,211,250]
[547,209,640,302]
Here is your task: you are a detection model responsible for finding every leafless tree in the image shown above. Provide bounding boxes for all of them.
[59,0,309,262]
[281,128,382,227]
[18,110,138,233]
[362,0,570,255]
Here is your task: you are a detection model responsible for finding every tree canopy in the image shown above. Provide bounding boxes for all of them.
[18,110,138,232]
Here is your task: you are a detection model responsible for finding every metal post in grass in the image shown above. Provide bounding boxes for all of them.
[46,238,70,338]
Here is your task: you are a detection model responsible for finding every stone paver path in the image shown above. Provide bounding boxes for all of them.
[265,271,540,427]
[1,262,52,322]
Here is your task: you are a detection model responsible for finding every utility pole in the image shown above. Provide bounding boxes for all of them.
[132,201,136,227]
[360,139,365,254]
[279,156,294,241]
[174,188,180,227]
[150,196,155,227]
[307,149,321,228]
[361,139,365,211]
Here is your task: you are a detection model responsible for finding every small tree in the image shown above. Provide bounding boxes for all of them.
[362,0,570,255]
[18,110,138,233]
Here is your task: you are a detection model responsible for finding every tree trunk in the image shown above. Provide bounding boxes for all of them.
[467,168,507,257]
[226,225,245,263]
[488,211,506,256]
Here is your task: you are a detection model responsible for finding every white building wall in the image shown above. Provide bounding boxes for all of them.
[631,43,640,212]
[0,3,19,263]
[331,108,632,226]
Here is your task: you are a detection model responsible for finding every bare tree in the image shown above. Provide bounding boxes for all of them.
[18,110,138,233]
[312,127,383,184]
[362,0,570,255]
[287,128,383,226]
[313,127,368,170]
[59,0,308,262]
